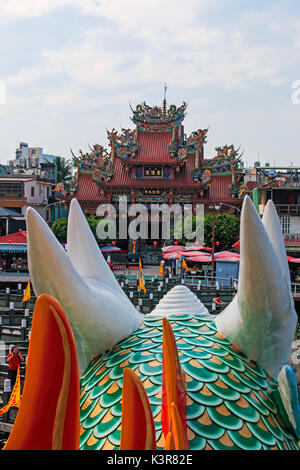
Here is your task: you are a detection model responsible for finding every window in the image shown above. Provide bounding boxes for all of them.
[31,187,34,197]
[280,215,290,234]
[0,182,23,197]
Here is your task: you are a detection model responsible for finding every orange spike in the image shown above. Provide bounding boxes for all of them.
[171,402,189,450]
[164,431,175,450]
[120,368,156,450]
[161,317,188,447]
[3,294,80,450]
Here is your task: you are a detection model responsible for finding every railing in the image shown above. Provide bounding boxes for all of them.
[0,271,29,277]
[185,275,238,288]
[116,272,238,289]
[275,204,300,215]
[284,234,300,244]
[291,283,300,296]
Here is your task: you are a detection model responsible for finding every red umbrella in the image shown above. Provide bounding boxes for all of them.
[163,252,182,260]
[178,251,210,257]
[184,246,205,251]
[287,256,300,263]
[214,251,240,259]
[186,255,212,262]
[161,245,186,253]
[101,245,121,252]
[184,245,213,252]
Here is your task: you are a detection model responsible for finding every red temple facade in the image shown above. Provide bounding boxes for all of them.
[64,100,248,248]
[68,101,247,213]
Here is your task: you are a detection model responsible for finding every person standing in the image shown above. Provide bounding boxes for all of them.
[6,346,24,389]
[160,259,165,278]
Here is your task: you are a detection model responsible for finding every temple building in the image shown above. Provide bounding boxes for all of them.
[65,100,248,247]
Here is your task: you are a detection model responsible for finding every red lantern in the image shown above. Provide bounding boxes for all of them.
[8,240,12,244]
[174,241,178,245]
[133,241,136,245]
[195,240,199,246]
[216,241,220,247]
[153,241,157,247]
[19,229,22,233]
[112,241,116,246]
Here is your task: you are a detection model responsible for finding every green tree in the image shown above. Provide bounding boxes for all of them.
[172,213,240,249]
[94,218,118,241]
[55,157,74,189]
[204,214,240,249]
[51,216,118,243]
[172,214,204,245]
[51,217,68,243]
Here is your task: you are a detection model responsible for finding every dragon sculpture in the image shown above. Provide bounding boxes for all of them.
[2,196,300,450]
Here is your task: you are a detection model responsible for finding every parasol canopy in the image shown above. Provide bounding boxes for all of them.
[179,251,211,257]
[184,246,204,251]
[214,251,240,259]
[161,245,186,253]
[163,252,182,260]
[186,255,212,262]
[287,256,300,263]
[100,245,121,252]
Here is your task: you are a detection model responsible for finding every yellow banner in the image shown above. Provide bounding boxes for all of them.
[182,258,189,271]
[22,281,31,303]
[138,273,146,294]
[160,262,164,277]
[0,366,21,416]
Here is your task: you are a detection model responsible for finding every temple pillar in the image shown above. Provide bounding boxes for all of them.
[110,143,116,168]
[130,189,135,204]
[195,144,200,169]
[134,123,139,143]
[180,123,184,141]
[172,123,176,143]
[260,190,267,206]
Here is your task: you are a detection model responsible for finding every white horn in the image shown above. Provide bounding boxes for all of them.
[215,195,297,378]
[262,199,291,289]
[67,198,128,299]
[26,207,142,375]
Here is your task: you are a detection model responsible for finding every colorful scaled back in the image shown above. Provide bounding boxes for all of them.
[79,314,299,451]
[21,196,300,451]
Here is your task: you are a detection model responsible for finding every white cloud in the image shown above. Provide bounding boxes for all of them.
[0,0,71,18]
[0,1,300,165]
[3,0,297,92]
[6,9,292,96]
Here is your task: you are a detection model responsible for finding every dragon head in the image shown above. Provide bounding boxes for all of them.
[3,196,300,451]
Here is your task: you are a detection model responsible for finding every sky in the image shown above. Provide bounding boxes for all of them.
[0,0,300,167]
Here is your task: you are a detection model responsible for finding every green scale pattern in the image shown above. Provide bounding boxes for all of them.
[79,314,300,451]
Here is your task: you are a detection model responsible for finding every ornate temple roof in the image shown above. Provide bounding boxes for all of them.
[68,100,245,205]
[132,131,172,164]
[72,171,234,202]
[130,101,187,129]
